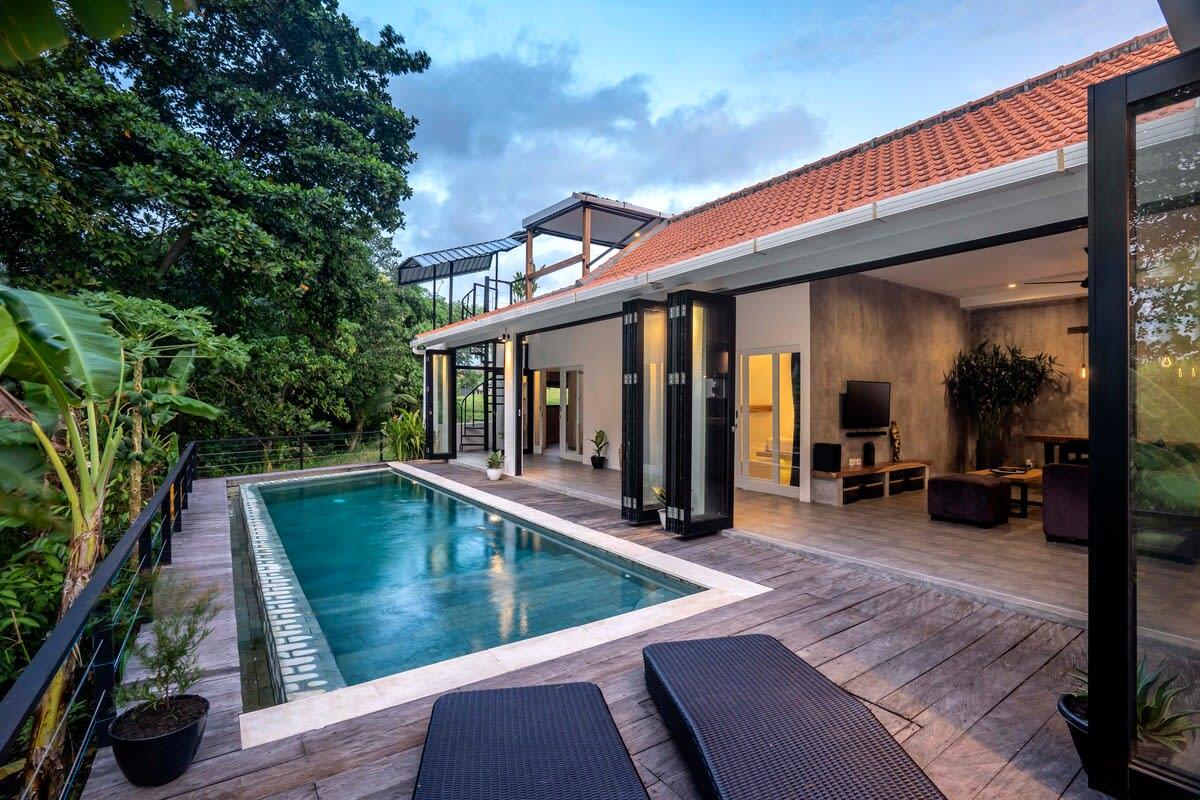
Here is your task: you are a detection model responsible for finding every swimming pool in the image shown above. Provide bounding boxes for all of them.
[238,464,768,745]
[243,469,699,694]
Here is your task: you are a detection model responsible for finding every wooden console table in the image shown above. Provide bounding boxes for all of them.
[811,460,931,506]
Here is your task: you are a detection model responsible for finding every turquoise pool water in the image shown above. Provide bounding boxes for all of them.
[253,470,699,685]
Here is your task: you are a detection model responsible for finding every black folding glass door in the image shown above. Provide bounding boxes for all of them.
[664,291,735,537]
[621,300,668,523]
[424,349,456,459]
[1089,45,1200,799]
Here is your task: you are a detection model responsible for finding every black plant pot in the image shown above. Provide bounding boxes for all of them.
[1058,694,1092,777]
[110,695,209,787]
[590,456,607,469]
[975,437,1005,470]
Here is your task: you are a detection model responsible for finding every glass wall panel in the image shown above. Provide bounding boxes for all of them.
[746,354,775,481]
[427,351,453,456]
[642,307,667,509]
[1131,90,1200,780]
[780,353,802,487]
[689,297,733,523]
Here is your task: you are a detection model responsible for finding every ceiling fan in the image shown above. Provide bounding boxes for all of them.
[1023,275,1089,289]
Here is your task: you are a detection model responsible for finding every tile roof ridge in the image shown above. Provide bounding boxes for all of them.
[662,27,1172,227]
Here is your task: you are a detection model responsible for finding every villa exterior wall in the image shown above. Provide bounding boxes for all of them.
[526,317,622,469]
[810,273,970,474]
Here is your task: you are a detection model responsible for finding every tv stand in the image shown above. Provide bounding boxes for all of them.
[845,430,887,438]
[811,460,930,506]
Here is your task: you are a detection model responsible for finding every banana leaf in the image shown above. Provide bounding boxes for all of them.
[146,391,221,420]
[0,286,123,400]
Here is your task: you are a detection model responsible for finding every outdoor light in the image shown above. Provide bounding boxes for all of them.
[1162,356,1173,368]
[1007,282,1018,289]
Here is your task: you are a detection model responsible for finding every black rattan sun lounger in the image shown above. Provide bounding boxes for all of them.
[644,634,946,800]
[412,682,649,800]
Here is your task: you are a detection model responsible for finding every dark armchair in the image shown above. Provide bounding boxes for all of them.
[1042,463,1088,544]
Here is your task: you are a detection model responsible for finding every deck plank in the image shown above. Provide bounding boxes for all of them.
[81,462,1094,800]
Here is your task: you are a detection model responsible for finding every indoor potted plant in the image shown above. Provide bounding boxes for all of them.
[589,430,609,469]
[1059,659,1200,778]
[945,342,1058,469]
[653,486,668,529]
[485,450,503,480]
[110,577,219,787]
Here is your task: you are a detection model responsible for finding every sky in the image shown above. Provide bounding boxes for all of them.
[340,0,1168,297]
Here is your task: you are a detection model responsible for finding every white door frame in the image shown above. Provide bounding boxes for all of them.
[737,345,805,497]
[543,365,585,462]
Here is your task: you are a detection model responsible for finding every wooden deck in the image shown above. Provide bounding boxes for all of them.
[83,463,1105,800]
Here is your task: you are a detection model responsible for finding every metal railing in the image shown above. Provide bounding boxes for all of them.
[194,431,387,478]
[0,443,198,800]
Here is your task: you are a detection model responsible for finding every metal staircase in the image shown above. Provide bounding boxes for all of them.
[457,343,504,452]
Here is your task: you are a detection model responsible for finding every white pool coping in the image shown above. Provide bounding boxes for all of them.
[238,463,769,746]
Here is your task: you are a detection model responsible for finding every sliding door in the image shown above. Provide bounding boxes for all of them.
[621,300,667,523]
[1090,47,1200,799]
[424,349,456,459]
[664,291,735,537]
[562,369,584,460]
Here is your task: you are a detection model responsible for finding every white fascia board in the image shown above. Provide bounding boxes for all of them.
[416,144,1085,347]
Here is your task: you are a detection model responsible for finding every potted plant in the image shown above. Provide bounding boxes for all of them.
[485,450,503,480]
[945,342,1058,469]
[1059,659,1200,778]
[110,577,220,787]
[589,430,610,469]
[653,486,669,530]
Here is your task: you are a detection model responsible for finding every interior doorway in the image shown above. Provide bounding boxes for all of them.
[537,368,584,461]
[738,348,804,496]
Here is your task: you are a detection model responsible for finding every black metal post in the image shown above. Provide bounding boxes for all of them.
[378,433,384,462]
[172,476,183,532]
[160,505,173,566]
[90,605,116,747]
[298,433,305,471]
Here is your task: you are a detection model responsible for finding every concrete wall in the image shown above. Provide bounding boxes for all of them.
[968,298,1088,466]
[526,317,622,469]
[736,283,813,501]
[810,273,969,474]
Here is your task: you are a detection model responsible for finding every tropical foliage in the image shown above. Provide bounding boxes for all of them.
[945,342,1058,438]
[383,411,425,461]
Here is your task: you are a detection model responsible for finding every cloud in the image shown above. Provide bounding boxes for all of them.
[390,41,825,286]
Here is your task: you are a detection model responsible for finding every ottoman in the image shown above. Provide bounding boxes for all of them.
[928,474,1010,527]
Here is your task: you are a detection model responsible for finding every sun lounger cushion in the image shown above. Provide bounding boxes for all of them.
[643,634,945,800]
[413,682,649,800]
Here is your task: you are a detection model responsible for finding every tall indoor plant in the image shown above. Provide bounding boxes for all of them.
[945,342,1058,469]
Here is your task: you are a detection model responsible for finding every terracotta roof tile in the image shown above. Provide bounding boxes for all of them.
[421,29,1176,340]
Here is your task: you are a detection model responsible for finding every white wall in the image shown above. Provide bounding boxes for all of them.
[735,282,813,501]
[527,317,622,469]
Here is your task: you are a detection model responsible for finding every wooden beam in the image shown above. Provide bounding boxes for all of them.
[581,205,592,275]
[528,253,582,280]
[524,234,534,301]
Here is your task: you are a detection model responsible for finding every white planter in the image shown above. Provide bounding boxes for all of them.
[658,508,667,530]
[486,468,502,481]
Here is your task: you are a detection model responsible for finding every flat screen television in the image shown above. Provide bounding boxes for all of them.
[842,380,890,429]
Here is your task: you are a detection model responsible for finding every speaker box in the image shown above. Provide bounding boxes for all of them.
[863,441,875,467]
[813,442,842,473]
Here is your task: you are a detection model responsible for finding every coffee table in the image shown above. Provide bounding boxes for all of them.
[968,469,1042,517]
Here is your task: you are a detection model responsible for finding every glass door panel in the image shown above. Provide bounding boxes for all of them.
[621,301,668,523]
[424,349,455,459]
[564,370,582,457]
[1131,88,1200,782]
[665,291,734,537]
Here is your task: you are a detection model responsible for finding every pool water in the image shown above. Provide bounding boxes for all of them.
[253,470,699,685]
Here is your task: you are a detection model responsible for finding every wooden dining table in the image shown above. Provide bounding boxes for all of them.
[1025,433,1088,465]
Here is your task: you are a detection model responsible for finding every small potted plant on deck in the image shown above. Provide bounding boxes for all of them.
[589,430,609,469]
[1059,659,1200,778]
[653,486,668,529]
[110,577,220,787]
[485,450,503,481]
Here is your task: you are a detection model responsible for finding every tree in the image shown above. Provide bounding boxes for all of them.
[76,292,248,522]
[1,1,431,440]
[0,286,125,798]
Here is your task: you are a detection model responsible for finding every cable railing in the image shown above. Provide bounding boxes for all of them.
[194,431,387,478]
[0,443,198,800]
